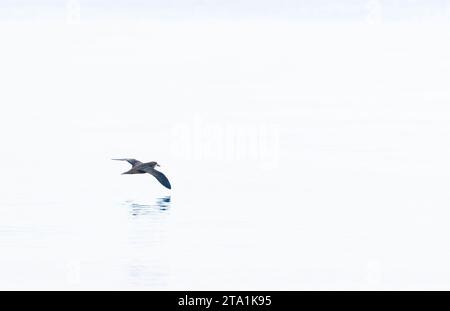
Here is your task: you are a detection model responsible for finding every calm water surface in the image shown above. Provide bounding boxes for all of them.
[2,21,450,290]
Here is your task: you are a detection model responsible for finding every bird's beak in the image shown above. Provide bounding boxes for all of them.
[156,163,160,167]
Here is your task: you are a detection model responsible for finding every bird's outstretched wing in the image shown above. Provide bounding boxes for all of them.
[112,158,142,167]
[151,170,172,189]
[142,167,171,189]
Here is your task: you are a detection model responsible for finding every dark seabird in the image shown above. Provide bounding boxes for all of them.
[113,158,171,189]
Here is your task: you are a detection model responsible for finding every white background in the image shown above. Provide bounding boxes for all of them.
[1,1,450,290]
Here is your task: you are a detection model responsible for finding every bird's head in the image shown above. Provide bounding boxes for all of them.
[148,161,160,168]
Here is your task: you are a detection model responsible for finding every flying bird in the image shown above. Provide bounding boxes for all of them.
[113,158,171,189]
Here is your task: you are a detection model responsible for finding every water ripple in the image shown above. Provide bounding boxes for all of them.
[123,196,171,217]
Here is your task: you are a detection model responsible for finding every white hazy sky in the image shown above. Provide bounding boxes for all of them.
[1,1,450,21]
[1,2,450,290]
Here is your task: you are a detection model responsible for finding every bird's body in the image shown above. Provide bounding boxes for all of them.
[113,158,171,189]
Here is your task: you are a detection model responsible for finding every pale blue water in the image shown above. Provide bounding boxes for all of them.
[1,19,450,290]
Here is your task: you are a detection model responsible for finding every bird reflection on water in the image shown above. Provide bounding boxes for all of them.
[124,196,171,217]
[121,196,171,288]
